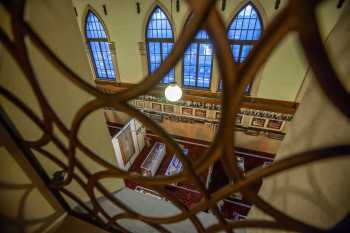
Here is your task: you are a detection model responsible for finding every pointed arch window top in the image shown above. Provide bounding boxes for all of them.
[228,3,262,41]
[84,10,116,81]
[195,30,209,40]
[219,2,263,91]
[146,7,174,39]
[85,10,107,39]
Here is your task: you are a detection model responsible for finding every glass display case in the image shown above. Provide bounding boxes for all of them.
[140,142,166,176]
[164,148,189,176]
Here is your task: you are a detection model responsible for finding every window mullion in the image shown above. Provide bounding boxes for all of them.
[85,11,117,81]
[160,41,164,83]
[145,7,174,84]
[195,41,200,87]
[238,42,244,63]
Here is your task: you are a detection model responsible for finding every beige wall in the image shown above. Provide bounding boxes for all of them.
[0,123,66,233]
[248,2,350,232]
[0,0,124,212]
[72,0,343,101]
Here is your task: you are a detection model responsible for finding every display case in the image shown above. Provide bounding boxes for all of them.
[112,118,145,170]
[164,148,189,176]
[140,142,166,176]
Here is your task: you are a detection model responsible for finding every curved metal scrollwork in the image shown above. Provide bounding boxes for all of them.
[0,0,349,233]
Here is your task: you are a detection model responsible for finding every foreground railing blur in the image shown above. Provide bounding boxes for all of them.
[0,0,349,233]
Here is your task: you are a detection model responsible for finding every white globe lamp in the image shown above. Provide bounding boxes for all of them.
[165,83,182,102]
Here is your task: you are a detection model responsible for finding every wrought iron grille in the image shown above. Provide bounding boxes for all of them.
[0,0,349,233]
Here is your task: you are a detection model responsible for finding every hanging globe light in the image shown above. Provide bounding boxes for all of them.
[165,82,182,102]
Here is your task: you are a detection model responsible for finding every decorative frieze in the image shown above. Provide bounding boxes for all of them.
[133,95,293,121]
[124,94,294,139]
[240,108,292,121]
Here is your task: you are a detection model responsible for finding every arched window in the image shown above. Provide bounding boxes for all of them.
[182,30,213,89]
[220,3,263,92]
[85,10,116,81]
[145,7,174,84]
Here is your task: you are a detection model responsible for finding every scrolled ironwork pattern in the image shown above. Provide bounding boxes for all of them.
[0,0,349,233]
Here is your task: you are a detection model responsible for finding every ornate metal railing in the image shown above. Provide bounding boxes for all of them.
[0,0,349,233]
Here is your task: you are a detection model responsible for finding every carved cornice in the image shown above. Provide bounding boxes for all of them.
[95,81,298,114]
[132,94,293,121]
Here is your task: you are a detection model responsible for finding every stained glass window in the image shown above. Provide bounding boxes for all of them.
[219,3,263,92]
[146,7,174,84]
[85,10,116,81]
[182,30,213,89]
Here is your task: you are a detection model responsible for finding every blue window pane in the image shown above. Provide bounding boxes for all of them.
[154,43,160,53]
[98,41,115,79]
[221,3,262,90]
[147,29,153,38]
[190,79,196,86]
[150,63,156,72]
[85,11,107,39]
[146,7,174,39]
[147,41,174,83]
[255,20,261,30]
[240,45,253,62]
[198,44,212,85]
[182,29,213,89]
[90,42,103,77]
[253,29,261,40]
[247,30,254,40]
[184,54,190,63]
[236,19,243,29]
[248,18,257,29]
[231,44,240,62]
[233,29,241,40]
[228,3,262,41]
[161,42,174,84]
[85,10,117,81]
[199,56,204,64]
[146,7,175,84]
[227,4,262,63]
[240,30,247,40]
[154,54,161,63]
[195,30,209,40]
[242,18,250,29]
